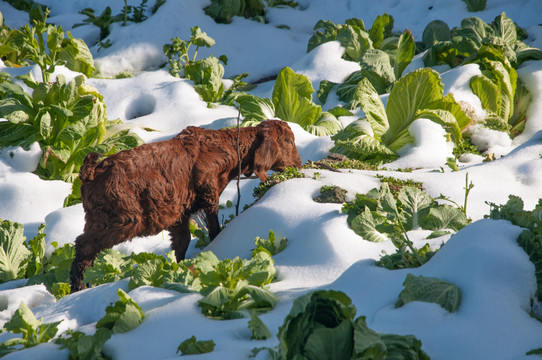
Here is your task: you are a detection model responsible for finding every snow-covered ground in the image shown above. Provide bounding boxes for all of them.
[0,0,542,359]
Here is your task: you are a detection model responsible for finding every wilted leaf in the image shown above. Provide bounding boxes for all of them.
[177,335,215,355]
[248,311,272,340]
[395,274,462,313]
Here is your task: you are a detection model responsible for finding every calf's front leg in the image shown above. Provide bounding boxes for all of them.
[196,182,222,241]
[168,214,192,262]
[205,210,221,241]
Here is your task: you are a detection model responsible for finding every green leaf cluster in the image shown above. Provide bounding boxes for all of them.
[54,328,111,360]
[1,0,45,13]
[74,7,124,41]
[129,251,187,290]
[377,243,437,270]
[461,0,486,12]
[396,274,462,313]
[468,44,529,136]
[420,12,542,69]
[307,15,396,60]
[252,166,305,199]
[252,230,288,257]
[486,196,542,301]
[263,290,429,359]
[331,68,472,164]
[26,241,75,299]
[313,185,348,204]
[0,73,144,196]
[303,156,377,171]
[193,251,278,319]
[118,249,278,320]
[343,184,468,268]
[0,220,69,295]
[0,219,31,283]
[204,0,297,24]
[177,336,215,355]
[307,15,417,100]
[84,249,135,287]
[55,289,144,359]
[96,289,145,334]
[163,26,248,104]
[74,0,158,43]
[376,175,424,198]
[0,8,95,82]
[237,67,343,136]
[64,250,181,292]
[0,301,62,356]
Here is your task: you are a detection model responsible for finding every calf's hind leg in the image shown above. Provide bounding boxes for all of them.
[70,222,140,293]
[70,233,105,293]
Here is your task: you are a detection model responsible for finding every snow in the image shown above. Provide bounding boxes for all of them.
[0,0,542,359]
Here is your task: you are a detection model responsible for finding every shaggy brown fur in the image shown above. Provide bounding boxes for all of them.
[69,120,302,292]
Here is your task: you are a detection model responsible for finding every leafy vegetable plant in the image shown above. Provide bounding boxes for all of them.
[334,28,415,99]
[204,0,297,24]
[253,166,305,199]
[486,195,542,301]
[252,229,288,256]
[118,249,278,320]
[0,219,31,283]
[96,289,145,334]
[0,219,55,290]
[0,73,144,198]
[0,301,62,356]
[468,44,527,136]
[26,241,75,299]
[55,289,144,359]
[420,12,542,68]
[194,251,278,319]
[307,15,418,99]
[343,183,468,268]
[376,175,424,197]
[238,67,343,136]
[462,0,486,12]
[254,289,429,359]
[164,26,247,103]
[74,7,124,41]
[83,249,135,286]
[0,7,95,82]
[307,14,396,59]
[55,328,111,360]
[331,68,472,164]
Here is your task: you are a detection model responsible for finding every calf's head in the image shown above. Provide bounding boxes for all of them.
[253,120,302,181]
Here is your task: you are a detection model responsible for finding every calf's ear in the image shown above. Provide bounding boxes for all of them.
[253,128,278,182]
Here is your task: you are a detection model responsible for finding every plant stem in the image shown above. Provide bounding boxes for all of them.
[235,102,241,217]
[192,45,199,63]
[124,0,128,26]
[393,207,423,265]
[463,172,473,218]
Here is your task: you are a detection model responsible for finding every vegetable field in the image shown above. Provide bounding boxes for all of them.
[0,0,541,359]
